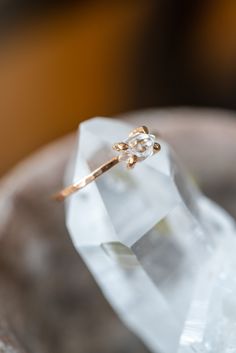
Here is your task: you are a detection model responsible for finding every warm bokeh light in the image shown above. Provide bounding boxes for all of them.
[1,1,236,175]
[0,1,151,175]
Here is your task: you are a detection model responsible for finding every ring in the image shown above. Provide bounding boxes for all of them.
[53,125,161,201]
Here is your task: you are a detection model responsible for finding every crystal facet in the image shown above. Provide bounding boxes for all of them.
[66,117,236,353]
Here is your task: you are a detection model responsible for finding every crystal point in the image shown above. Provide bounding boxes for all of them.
[66,117,236,353]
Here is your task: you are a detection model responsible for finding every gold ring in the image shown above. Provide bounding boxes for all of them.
[53,125,161,201]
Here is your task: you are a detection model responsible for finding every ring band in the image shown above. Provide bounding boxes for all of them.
[53,125,161,201]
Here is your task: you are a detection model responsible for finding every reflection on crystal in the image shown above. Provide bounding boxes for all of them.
[179,235,236,353]
[66,117,236,353]
[101,242,139,268]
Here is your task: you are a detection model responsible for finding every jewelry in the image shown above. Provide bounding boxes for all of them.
[54,126,161,201]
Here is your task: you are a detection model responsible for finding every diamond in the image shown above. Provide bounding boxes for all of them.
[125,133,155,159]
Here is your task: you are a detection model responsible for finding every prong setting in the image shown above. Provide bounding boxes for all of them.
[129,125,149,137]
[112,142,129,151]
[113,126,161,169]
[127,155,138,169]
[153,142,161,153]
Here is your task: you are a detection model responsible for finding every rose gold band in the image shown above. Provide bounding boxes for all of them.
[53,156,120,201]
[53,125,161,201]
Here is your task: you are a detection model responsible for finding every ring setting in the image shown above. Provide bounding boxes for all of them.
[113,126,160,169]
[54,125,161,201]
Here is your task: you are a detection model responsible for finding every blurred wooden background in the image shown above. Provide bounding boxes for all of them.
[1,0,236,176]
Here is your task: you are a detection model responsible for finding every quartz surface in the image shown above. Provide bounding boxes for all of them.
[66,117,236,353]
[0,109,236,353]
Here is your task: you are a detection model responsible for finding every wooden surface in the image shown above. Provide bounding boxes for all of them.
[0,109,235,353]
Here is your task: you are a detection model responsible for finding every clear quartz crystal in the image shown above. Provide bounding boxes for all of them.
[66,117,236,353]
[125,133,155,159]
